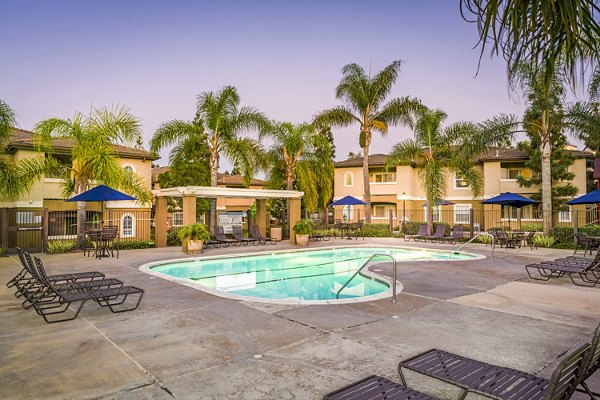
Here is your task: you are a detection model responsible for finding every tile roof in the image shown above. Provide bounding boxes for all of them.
[6,128,158,160]
[334,147,593,168]
[151,167,266,186]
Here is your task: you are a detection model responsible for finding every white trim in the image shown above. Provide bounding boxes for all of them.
[499,178,518,182]
[153,186,304,199]
[344,171,354,187]
[43,178,66,183]
[453,173,469,190]
[453,204,472,224]
[123,163,136,174]
[120,213,136,238]
[370,182,397,185]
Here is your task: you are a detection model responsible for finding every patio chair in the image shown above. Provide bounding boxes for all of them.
[440,225,464,245]
[577,323,600,399]
[423,224,447,242]
[250,225,277,245]
[31,256,144,323]
[525,231,537,249]
[574,233,599,256]
[353,220,365,240]
[232,225,257,246]
[95,225,119,259]
[398,342,592,400]
[334,220,344,239]
[511,231,525,248]
[404,224,427,242]
[215,226,241,247]
[322,375,439,400]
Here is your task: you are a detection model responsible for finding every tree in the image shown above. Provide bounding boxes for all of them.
[263,122,334,228]
[386,108,492,235]
[34,106,152,248]
[0,100,49,200]
[314,61,422,222]
[460,0,600,84]
[151,86,269,233]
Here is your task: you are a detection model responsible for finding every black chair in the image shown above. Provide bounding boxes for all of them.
[232,225,257,246]
[574,233,598,256]
[215,226,241,247]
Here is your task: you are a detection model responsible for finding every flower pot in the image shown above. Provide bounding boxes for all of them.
[295,234,310,246]
[271,227,282,241]
[183,239,203,254]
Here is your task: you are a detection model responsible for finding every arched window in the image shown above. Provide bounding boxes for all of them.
[344,171,353,187]
[121,213,136,238]
[123,164,135,174]
[343,205,354,221]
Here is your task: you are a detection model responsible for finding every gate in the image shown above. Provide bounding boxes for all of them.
[0,208,47,253]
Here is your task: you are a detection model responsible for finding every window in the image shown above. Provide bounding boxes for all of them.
[559,206,571,223]
[454,204,471,224]
[371,172,395,183]
[123,164,136,174]
[342,205,353,221]
[373,205,395,218]
[506,169,522,179]
[501,205,518,220]
[454,173,469,188]
[172,212,183,227]
[121,214,135,238]
[344,171,353,187]
[424,206,440,222]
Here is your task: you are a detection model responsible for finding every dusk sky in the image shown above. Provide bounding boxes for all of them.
[2,0,579,170]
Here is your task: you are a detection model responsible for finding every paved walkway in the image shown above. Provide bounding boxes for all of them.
[0,238,598,399]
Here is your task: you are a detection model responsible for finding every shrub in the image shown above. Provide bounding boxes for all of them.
[293,219,315,235]
[521,223,543,232]
[167,227,182,246]
[47,240,76,254]
[119,240,154,250]
[361,223,393,237]
[476,235,493,244]
[0,246,7,257]
[550,227,574,246]
[313,227,341,237]
[177,223,211,242]
[533,235,556,248]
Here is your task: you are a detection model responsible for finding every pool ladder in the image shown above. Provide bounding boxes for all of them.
[336,254,399,302]
[454,232,495,260]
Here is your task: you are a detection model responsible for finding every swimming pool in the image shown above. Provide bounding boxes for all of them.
[142,246,481,304]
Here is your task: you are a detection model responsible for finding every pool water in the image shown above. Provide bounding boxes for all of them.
[148,247,479,302]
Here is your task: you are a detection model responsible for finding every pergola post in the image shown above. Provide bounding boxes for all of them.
[256,199,267,236]
[289,198,301,244]
[182,195,196,225]
[155,196,168,248]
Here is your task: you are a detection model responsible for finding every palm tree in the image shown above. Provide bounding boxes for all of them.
[34,106,152,248]
[0,100,50,199]
[263,122,334,226]
[150,86,269,233]
[386,108,501,235]
[460,0,600,84]
[313,61,422,222]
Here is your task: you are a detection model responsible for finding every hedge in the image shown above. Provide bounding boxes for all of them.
[361,223,393,237]
[550,225,600,248]
[118,240,154,250]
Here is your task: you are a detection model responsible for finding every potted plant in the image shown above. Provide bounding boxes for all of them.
[293,219,314,246]
[177,223,211,254]
[270,225,283,241]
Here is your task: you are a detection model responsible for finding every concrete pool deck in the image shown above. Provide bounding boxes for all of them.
[0,238,598,399]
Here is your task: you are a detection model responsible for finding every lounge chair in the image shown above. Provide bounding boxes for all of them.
[440,225,464,245]
[215,226,241,247]
[232,225,257,246]
[250,225,277,245]
[423,224,447,242]
[398,342,594,400]
[524,231,537,249]
[525,254,600,286]
[404,224,427,242]
[574,233,600,256]
[311,231,331,242]
[323,375,439,400]
[31,256,144,323]
[578,323,600,399]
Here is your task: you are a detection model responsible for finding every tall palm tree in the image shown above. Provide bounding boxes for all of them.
[460,0,600,84]
[263,122,334,226]
[34,106,152,248]
[0,100,49,200]
[150,86,269,233]
[313,61,422,222]
[386,108,501,235]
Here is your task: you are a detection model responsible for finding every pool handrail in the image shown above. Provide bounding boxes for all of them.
[454,232,495,260]
[336,253,399,302]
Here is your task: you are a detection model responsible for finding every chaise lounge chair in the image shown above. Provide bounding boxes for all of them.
[250,225,277,245]
[215,226,241,247]
[440,225,464,245]
[398,323,600,400]
[232,225,258,246]
[31,256,144,323]
[525,253,600,287]
[323,375,439,400]
[423,224,447,243]
[404,224,428,242]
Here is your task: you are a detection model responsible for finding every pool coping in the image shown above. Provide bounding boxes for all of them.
[138,244,485,305]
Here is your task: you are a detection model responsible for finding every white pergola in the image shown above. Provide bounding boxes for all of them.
[153,186,304,245]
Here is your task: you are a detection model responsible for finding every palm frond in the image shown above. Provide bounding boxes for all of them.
[222,137,265,187]
[386,139,423,169]
[564,101,600,143]
[90,105,142,145]
[150,120,201,153]
[589,65,600,101]
[0,100,16,145]
[374,97,424,130]
[313,106,359,129]
[370,60,402,109]
[419,159,446,205]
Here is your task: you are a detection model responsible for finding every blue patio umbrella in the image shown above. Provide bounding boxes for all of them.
[67,185,136,202]
[422,200,455,207]
[329,195,366,207]
[566,189,600,205]
[481,192,537,208]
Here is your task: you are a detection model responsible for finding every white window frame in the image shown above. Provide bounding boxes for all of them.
[454,173,469,189]
[120,213,136,238]
[123,164,136,174]
[558,206,572,223]
[342,205,354,221]
[344,171,354,187]
[453,204,471,224]
[371,172,396,184]
[424,205,441,223]
[172,212,183,227]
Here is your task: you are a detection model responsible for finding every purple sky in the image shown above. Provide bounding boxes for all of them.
[1,0,565,171]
